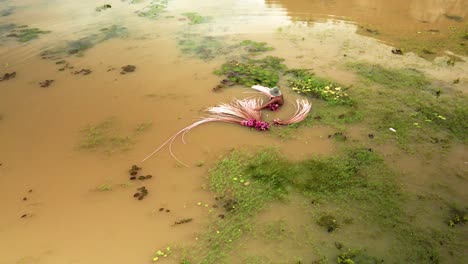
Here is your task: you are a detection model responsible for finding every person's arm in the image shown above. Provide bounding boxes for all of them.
[255,97,278,111]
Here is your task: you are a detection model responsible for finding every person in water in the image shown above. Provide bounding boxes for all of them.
[254,86,284,111]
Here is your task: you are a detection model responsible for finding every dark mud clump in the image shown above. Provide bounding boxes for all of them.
[391,49,404,55]
[317,214,338,232]
[134,186,148,200]
[174,218,193,225]
[0,72,16,81]
[95,4,112,12]
[337,249,384,264]
[120,65,136,74]
[39,80,54,88]
[328,132,347,142]
[73,69,92,75]
[444,14,463,22]
[212,78,235,92]
[223,199,238,212]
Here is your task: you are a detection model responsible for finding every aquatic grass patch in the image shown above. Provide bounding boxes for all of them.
[182,12,211,25]
[347,62,468,144]
[79,118,152,154]
[240,40,274,53]
[178,33,232,61]
[182,147,405,263]
[8,26,51,42]
[137,0,169,19]
[41,25,128,57]
[348,62,430,90]
[214,56,287,87]
[287,71,353,105]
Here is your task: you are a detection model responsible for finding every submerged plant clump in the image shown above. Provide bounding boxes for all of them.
[288,71,352,105]
[178,33,232,61]
[182,12,211,25]
[7,26,51,42]
[240,40,274,53]
[41,25,128,58]
[79,118,151,154]
[214,56,287,87]
[137,0,169,19]
[348,62,430,90]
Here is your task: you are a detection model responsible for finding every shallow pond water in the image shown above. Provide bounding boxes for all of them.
[0,0,467,264]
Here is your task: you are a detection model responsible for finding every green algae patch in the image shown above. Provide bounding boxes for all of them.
[347,61,467,145]
[182,12,211,25]
[347,63,430,90]
[6,26,51,42]
[137,0,169,19]
[41,25,128,57]
[214,56,286,87]
[180,148,406,263]
[240,40,274,53]
[178,33,232,61]
[79,118,152,154]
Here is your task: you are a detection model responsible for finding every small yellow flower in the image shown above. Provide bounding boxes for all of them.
[335,87,341,91]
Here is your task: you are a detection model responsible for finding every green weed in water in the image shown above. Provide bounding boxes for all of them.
[13,27,51,42]
[178,33,232,61]
[182,148,404,263]
[348,62,430,90]
[348,62,467,145]
[240,40,274,53]
[137,0,169,19]
[182,12,211,25]
[79,118,150,154]
[214,56,286,87]
[42,25,127,57]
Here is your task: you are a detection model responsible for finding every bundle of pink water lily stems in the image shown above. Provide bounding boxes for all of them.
[141,85,312,165]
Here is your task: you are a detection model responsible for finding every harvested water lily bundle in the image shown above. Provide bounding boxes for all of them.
[273,99,312,125]
[142,98,268,165]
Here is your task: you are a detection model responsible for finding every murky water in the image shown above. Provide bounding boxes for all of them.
[0,0,467,263]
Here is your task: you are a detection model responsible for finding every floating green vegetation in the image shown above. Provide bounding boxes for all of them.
[178,33,232,61]
[287,70,352,105]
[6,26,51,42]
[41,25,128,57]
[214,56,286,87]
[79,118,151,154]
[240,40,274,53]
[347,62,430,90]
[182,12,211,25]
[137,0,169,19]
[182,148,406,263]
[97,184,112,191]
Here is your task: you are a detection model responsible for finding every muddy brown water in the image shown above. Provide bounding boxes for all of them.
[0,0,467,263]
